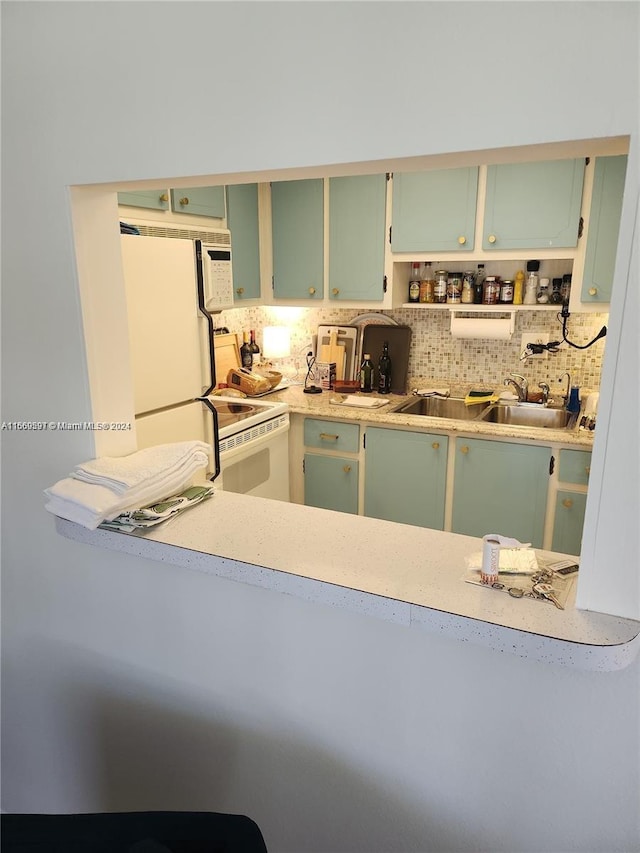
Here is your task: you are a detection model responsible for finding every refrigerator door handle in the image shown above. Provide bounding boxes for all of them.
[197,397,221,482]
[195,239,217,395]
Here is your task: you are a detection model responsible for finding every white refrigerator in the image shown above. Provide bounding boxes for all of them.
[121,234,213,477]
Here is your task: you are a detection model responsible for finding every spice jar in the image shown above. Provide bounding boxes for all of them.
[482,276,500,305]
[419,262,435,303]
[447,272,462,304]
[499,279,514,304]
[434,270,448,304]
[461,271,475,304]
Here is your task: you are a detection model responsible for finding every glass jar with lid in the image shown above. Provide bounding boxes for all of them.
[447,272,463,304]
[433,270,448,304]
[482,276,500,305]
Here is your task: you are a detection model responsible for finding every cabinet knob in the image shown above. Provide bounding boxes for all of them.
[588,287,598,297]
[343,465,352,474]
[179,197,189,206]
[332,288,340,296]
[159,193,168,203]
[236,287,244,296]
[457,236,466,245]
[308,287,316,295]
[488,234,497,244]
[319,432,339,441]
[460,445,469,454]
[432,442,440,450]
[585,466,590,475]
[562,498,574,509]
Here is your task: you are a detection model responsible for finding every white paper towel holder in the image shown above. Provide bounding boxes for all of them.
[449,308,516,340]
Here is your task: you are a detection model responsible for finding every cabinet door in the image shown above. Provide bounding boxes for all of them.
[558,449,591,486]
[364,427,447,529]
[271,179,324,300]
[118,190,169,211]
[391,168,478,252]
[329,174,386,301]
[226,184,261,301]
[483,159,585,250]
[304,453,359,514]
[170,186,225,218]
[552,490,587,556]
[452,438,550,547]
[581,155,628,304]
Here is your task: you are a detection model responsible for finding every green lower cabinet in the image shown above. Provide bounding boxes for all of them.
[364,427,448,529]
[452,437,551,548]
[552,490,587,556]
[304,453,359,514]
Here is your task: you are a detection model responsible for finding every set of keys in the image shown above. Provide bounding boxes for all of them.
[532,582,564,610]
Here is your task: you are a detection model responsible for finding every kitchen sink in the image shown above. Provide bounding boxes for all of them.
[392,396,488,421]
[479,403,576,429]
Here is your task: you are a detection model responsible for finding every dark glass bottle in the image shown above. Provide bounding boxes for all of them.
[240,332,253,369]
[249,329,260,356]
[378,341,392,394]
[473,264,485,303]
[359,353,374,393]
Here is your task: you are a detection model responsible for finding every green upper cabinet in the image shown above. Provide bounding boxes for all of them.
[271,179,324,300]
[451,437,551,548]
[483,159,585,251]
[226,183,261,301]
[391,168,478,252]
[329,174,387,301]
[364,427,448,530]
[170,186,225,218]
[581,155,628,304]
[118,190,170,211]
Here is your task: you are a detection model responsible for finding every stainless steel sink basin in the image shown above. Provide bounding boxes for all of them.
[392,396,488,421]
[479,403,576,429]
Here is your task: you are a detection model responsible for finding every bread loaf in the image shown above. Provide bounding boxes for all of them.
[226,368,272,396]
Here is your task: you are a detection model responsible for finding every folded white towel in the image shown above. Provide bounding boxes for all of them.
[45,451,209,530]
[72,441,210,495]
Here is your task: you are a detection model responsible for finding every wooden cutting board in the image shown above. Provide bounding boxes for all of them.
[213,332,241,387]
[320,330,346,380]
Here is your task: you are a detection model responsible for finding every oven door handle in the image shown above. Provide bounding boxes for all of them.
[197,396,221,482]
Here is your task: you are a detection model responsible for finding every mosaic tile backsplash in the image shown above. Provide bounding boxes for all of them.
[213,304,608,397]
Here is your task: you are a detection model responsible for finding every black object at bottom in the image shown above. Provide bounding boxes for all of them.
[303,386,322,394]
[1,811,268,853]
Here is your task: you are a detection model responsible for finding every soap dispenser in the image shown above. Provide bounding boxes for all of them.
[566,385,581,415]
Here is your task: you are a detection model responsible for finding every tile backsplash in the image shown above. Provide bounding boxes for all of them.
[213,304,608,396]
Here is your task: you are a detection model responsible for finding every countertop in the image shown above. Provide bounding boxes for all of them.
[266,384,595,447]
[57,490,639,672]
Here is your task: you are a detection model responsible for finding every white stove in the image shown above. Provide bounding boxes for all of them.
[205,396,290,500]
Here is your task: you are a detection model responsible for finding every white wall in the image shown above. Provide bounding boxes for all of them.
[2,3,638,851]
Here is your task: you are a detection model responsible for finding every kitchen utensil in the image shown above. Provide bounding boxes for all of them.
[316,325,358,380]
[320,330,346,380]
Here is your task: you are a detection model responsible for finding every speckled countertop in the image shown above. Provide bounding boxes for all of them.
[57,490,639,672]
[266,384,595,446]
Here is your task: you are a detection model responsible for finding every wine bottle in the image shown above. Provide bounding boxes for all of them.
[378,341,392,394]
[250,329,260,356]
[359,353,374,393]
[240,332,253,369]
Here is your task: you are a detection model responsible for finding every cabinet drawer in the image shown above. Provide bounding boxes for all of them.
[552,490,588,556]
[558,449,591,485]
[304,418,359,453]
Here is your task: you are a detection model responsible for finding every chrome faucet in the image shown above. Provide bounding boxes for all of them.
[538,382,550,405]
[558,372,571,404]
[504,373,528,403]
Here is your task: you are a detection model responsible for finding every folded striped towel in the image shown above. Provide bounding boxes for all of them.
[45,450,209,530]
[72,441,210,494]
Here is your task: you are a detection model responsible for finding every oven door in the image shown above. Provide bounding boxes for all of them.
[216,416,290,501]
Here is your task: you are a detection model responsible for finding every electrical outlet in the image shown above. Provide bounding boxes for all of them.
[521,332,550,359]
